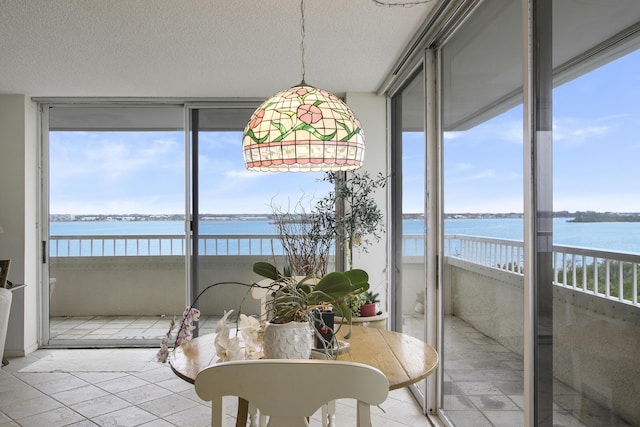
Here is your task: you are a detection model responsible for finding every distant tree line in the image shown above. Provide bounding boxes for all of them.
[567,211,640,223]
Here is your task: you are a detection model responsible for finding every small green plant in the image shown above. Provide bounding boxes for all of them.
[346,290,379,317]
[346,293,367,317]
[363,291,379,304]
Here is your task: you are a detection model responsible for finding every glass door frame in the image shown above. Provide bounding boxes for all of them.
[386,1,554,424]
[39,100,263,347]
[39,101,188,347]
[388,62,435,413]
[184,101,262,334]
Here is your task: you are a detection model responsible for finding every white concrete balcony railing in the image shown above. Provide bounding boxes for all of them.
[50,233,640,309]
[444,234,640,309]
[49,234,288,257]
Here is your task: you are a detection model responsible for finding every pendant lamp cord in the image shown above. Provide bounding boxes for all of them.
[300,0,306,85]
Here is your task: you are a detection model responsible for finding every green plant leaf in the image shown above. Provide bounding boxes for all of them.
[253,261,279,280]
[313,272,351,296]
[297,284,312,295]
[334,300,353,339]
[343,269,369,287]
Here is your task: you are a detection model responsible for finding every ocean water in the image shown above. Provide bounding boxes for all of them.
[50,217,640,255]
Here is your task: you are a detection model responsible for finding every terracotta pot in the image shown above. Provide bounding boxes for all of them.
[359,302,377,317]
[262,321,312,359]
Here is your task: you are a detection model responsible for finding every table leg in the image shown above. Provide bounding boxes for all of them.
[236,398,249,427]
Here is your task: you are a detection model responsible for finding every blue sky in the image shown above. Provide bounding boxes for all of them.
[50,130,332,215]
[436,48,640,213]
[50,49,639,215]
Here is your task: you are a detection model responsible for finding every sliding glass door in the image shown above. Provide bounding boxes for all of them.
[45,105,186,346]
[390,67,428,408]
[43,103,333,346]
[387,1,640,425]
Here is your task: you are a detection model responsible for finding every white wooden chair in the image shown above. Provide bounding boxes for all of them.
[194,359,389,427]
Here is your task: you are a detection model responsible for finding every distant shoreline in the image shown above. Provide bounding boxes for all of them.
[49,211,640,222]
[48,212,639,222]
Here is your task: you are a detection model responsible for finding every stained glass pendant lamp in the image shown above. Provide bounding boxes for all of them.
[242,1,365,172]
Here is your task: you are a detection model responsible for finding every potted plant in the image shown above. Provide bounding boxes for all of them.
[252,261,369,358]
[315,171,388,269]
[358,291,379,317]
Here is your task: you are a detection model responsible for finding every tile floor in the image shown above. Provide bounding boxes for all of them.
[4,316,431,427]
[0,351,430,427]
[28,315,634,427]
[440,316,631,427]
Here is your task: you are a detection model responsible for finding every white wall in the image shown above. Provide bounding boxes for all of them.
[343,93,389,313]
[49,256,268,317]
[0,95,39,357]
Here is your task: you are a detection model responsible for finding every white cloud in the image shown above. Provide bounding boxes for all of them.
[224,169,263,179]
[553,118,609,143]
[447,168,495,184]
[444,131,465,141]
[453,162,474,172]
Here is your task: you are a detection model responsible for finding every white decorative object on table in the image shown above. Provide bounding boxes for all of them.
[214,310,243,362]
[238,313,261,358]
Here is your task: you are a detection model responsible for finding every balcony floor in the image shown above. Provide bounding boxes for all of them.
[405,314,631,427]
[41,314,632,427]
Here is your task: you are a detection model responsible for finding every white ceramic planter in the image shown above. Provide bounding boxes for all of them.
[262,321,312,359]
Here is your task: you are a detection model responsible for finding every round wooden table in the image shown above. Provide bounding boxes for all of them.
[170,325,438,390]
[170,326,438,426]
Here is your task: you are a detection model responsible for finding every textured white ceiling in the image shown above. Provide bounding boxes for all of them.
[0,0,436,98]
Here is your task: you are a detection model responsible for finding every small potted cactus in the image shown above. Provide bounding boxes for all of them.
[358,291,379,317]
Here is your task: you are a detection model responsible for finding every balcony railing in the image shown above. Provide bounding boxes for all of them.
[446,234,640,309]
[49,234,286,257]
[50,233,640,308]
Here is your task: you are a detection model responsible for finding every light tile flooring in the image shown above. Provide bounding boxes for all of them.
[0,351,429,427]
[19,314,632,427]
[441,315,631,427]
[2,316,430,427]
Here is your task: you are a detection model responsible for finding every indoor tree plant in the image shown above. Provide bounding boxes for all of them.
[315,170,388,270]
[268,169,387,275]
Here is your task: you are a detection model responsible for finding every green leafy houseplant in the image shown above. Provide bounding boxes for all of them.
[346,290,379,318]
[252,261,369,338]
[346,293,367,317]
[358,291,379,317]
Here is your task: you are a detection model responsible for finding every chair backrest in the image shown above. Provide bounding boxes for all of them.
[195,359,389,427]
